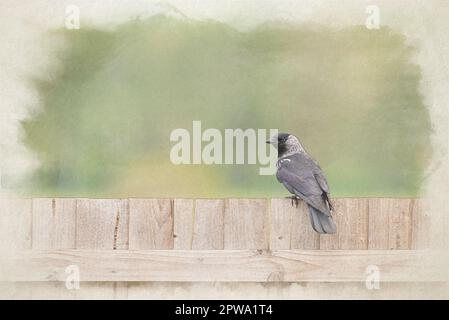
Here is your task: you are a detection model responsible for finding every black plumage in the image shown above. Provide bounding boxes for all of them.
[269,133,337,234]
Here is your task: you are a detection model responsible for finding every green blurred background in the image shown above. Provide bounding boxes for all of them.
[20,16,431,198]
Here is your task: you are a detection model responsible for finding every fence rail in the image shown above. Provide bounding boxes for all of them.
[1,249,445,282]
[0,197,443,283]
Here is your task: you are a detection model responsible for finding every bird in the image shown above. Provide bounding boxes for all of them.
[267,133,337,234]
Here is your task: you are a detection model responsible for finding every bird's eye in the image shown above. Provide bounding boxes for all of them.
[278,136,288,144]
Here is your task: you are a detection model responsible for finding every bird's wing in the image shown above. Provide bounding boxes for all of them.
[314,171,329,193]
[276,153,331,215]
[312,161,333,210]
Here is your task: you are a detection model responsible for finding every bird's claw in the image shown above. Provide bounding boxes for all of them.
[285,196,300,208]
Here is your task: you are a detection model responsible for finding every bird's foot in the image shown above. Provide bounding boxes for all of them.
[285,195,300,208]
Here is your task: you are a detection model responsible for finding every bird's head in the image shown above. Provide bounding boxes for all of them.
[266,133,304,157]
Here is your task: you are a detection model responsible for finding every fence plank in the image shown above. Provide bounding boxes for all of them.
[428,196,449,250]
[291,200,320,249]
[2,197,442,287]
[411,199,431,249]
[270,199,319,250]
[270,199,292,249]
[32,198,76,250]
[320,198,369,249]
[224,199,268,249]
[1,250,445,282]
[368,198,412,249]
[76,199,129,250]
[128,199,173,250]
[173,199,194,249]
[0,198,427,253]
[0,198,32,252]
[192,199,224,250]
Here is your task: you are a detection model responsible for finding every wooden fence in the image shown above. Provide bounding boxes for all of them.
[0,198,446,285]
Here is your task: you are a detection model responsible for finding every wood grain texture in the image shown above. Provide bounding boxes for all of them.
[368,198,412,249]
[32,198,76,250]
[1,250,445,282]
[129,199,173,250]
[173,199,194,249]
[424,196,449,250]
[270,199,293,249]
[192,199,224,250]
[1,197,443,288]
[224,199,268,249]
[76,199,129,250]
[0,198,32,252]
[270,199,319,250]
[320,198,369,249]
[411,199,431,249]
[1,197,429,252]
[4,281,449,300]
[291,200,320,249]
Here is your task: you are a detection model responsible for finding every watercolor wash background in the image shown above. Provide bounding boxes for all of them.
[0,1,435,198]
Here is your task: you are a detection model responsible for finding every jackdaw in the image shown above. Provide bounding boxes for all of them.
[267,133,337,234]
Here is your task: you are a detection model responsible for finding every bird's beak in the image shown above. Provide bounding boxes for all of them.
[266,140,271,144]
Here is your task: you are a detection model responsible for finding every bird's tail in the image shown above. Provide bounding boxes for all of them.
[307,205,337,234]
